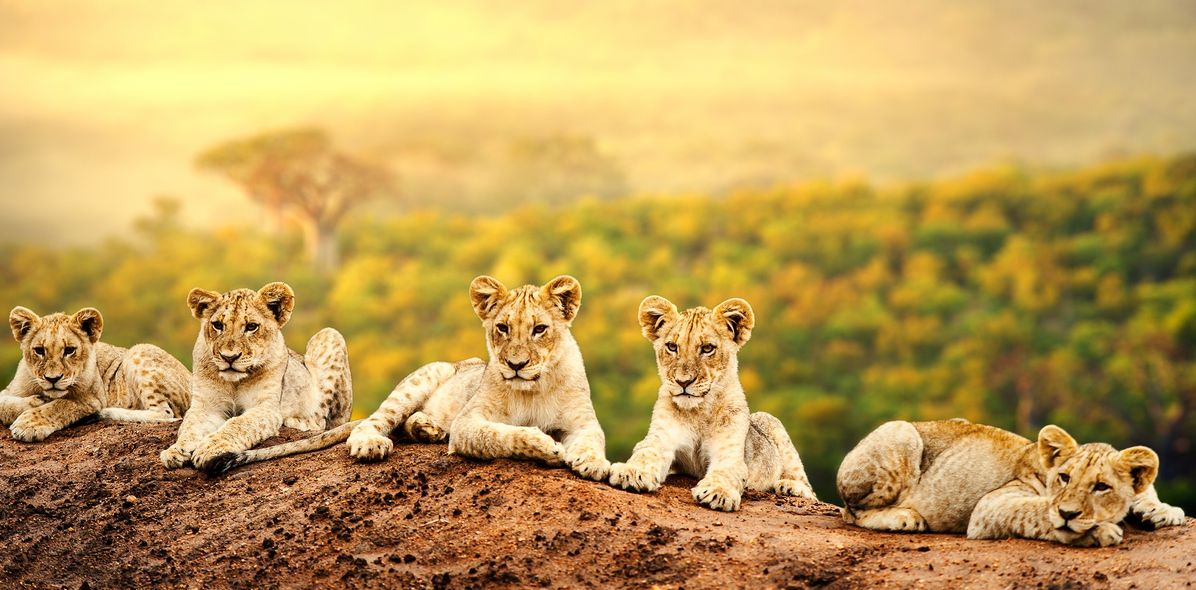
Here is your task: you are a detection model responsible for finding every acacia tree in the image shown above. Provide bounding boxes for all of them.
[197,128,396,272]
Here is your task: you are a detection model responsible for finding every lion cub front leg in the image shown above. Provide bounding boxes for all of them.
[9,398,97,442]
[609,423,682,493]
[1129,485,1186,530]
[559,407,610,481]
[0,391,44,426]
[692,419,750,512]
[190,392,284,470]
[967,481,1119,546]
[348,361,457,462]
[450,411,565,466]
[161,396,231,468]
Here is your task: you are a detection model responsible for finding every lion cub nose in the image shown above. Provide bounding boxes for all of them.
[675,377,695,389]
[220,352,242,363]
[1058,508,1081,521]
[506,360,528,371]
[44,374,63,385]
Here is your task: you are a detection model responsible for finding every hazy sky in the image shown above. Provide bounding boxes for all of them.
[2,1,1194,244]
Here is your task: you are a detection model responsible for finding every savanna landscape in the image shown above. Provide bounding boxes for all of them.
[2,1,1195,588]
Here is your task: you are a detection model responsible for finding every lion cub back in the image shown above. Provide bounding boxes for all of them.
[838,419,1033,532]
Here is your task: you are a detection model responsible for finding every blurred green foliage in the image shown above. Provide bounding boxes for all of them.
[2,154,1194,510]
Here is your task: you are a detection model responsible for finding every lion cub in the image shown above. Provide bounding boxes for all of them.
[1,307,189,441]
[160,282,353,473]
[347,275,610,481]
[838,419,1186,546]
[608,296,816,511]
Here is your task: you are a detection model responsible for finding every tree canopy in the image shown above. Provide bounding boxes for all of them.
[196,128,397,271]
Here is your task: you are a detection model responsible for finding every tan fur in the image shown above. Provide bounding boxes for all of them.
[348,275,610,481]
[608,296,816,511]
[1,306,189,442]
[837,419,1186,546]
[160,283,353,473]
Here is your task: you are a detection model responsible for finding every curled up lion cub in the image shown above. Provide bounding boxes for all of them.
[1,306,189,442]
[160,282,354,474]
[608,296,817,511]
[838,419,1186,546]
[346,275,610,481]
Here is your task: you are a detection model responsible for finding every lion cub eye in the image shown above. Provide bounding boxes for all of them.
[532,324,548,335]
[1058,473,1070,485]
[244,323,259,333]
[1092,482,1111,492]
[33,346,46,357]
[664,342,678,353]
[496,323,509,335]
[211,320,224,331]
[700,344,716,355]
[63,346,76,357]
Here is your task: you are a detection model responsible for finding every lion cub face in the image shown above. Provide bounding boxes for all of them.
[186,283,295,383]
[1038,425,1158,540]
[469,275,581,392]
[8,307,103,397]
[638,296,754,409]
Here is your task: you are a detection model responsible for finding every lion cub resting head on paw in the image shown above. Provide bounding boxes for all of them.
[608,296,817,511]
[160,282,353,474]
[1,306,189,442]
[838,419,1186,546]
[347,275,610,481]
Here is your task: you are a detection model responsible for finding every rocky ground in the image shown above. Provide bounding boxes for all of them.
[1,423,1193,589]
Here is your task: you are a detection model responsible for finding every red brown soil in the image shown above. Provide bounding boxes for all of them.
[1,423,1193,589]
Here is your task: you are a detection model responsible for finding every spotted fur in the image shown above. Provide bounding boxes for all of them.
[837,420,1186,546]
[1,306,189,442]
[608,296,816,511]
[348,275,610,481]
[160,282,353,473]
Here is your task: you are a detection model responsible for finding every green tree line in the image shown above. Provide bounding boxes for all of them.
[2,154,1193,509]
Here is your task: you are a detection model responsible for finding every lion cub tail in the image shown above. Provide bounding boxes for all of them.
[201,419,363,476]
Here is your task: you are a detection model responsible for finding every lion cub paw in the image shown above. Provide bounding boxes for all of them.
[512,430,565,467]
[405,412,447,443]
[608,462,660,492]
[693,476,742,512]
[565,447,610,481]
[348,429,394,462]
[191,440,239,470]
[1136,503,1186,529]
[160,444,193,469]
[1074,522,1123,547]
[9,414,58,442]
[776,478,818,500]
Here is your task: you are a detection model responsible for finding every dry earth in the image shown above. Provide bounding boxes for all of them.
[1,423,1193,589]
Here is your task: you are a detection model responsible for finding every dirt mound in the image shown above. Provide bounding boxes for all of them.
[1,423,1193,589]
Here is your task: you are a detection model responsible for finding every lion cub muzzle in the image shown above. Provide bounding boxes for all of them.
[500,356,541,382]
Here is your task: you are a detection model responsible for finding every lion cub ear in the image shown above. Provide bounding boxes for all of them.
[638,296,678,342]
[1037,425,1079,469]
[470,276,508,320]
[188,288,221,320]
[1117,446,1159,495]
[9,306,40,343]
[542,275,582,324]
[258,282,296,326]
[713,298,755,346]
[71,308,104,344]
